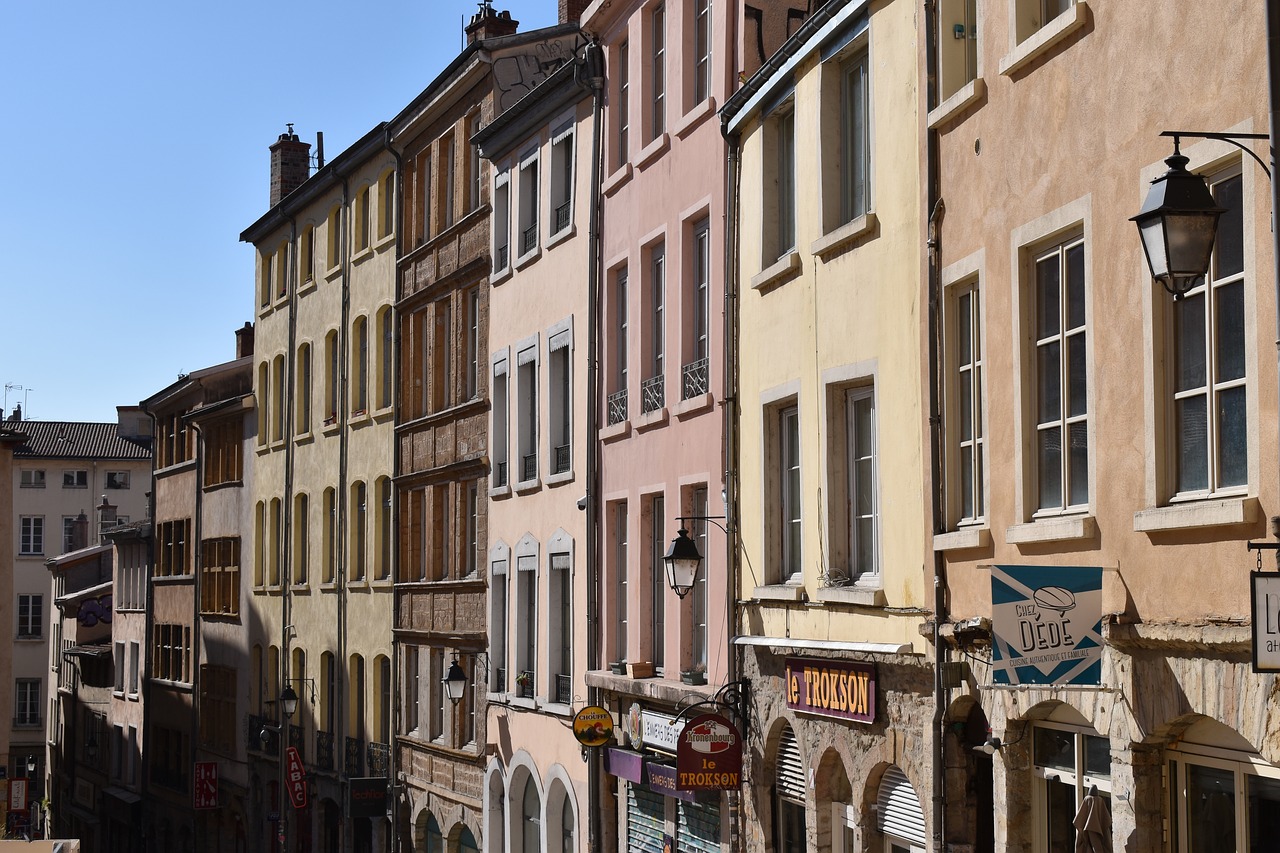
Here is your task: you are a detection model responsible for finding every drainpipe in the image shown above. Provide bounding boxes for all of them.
[924,2,949,851]
[723,126,743,853]
[337,175,353,853]
[580,40,606,853]
[280,216,298,853]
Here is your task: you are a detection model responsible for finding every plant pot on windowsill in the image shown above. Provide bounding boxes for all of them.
[609,661,627,676]
[680,669,707,686]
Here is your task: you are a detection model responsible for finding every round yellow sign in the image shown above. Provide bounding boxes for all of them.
[572,705,615,747]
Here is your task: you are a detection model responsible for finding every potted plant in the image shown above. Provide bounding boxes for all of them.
[610,660,627,676]
[681,663,707,685]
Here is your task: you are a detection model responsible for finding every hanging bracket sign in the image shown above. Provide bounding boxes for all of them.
[675,713,742,791]
[572,705,615,747]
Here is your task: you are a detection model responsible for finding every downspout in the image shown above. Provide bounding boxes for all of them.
[382,127,404,853]
[924,2,949,852]
[722,127,743,853]
[580,40,606,853]
[338,175,353,853]
[188,412,205,843]
[140,405,160,851]
[281,214,298,852]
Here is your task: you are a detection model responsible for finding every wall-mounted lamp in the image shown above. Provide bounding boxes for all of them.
[442,653,489,705]
[662,515,728,599]
[953,23,966,39]
[974,736,1002,755]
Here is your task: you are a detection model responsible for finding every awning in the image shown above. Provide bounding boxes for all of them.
[102,786,142,807]
[63,644,111,660]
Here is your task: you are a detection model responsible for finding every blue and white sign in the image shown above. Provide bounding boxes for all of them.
[991,565,1102,685]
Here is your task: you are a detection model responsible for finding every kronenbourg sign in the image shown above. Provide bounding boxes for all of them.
[991,565,1102,686]
[675,714,742,791]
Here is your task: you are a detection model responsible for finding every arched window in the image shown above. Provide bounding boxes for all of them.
[774,724,805,853]
[458,826,479,853]
[424,814,442,853]
[560,794,574,853]
[522,778,542,852]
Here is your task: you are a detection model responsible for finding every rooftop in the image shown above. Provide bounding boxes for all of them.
[6,420,152,461]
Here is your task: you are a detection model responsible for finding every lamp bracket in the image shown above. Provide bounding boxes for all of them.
[675,515,730,535]
[1159,130,1272,180]
[671,678,751,740]
[286,676,318,706]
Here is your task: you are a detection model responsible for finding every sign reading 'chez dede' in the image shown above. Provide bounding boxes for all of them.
[784,657,875,723]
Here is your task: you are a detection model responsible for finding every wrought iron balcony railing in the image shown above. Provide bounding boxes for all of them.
[495,460,508,488]
[345,736,365,777]
[555,674,572,705]
[553,444,571,474]
[521,453,538,483]
[682,357,709,400]
[367,741,390,777]
[315,730,335,771]
[494,244,509,272]
[641,374,665,414]
[516,670,534,699]
[554,202,571,233]
[521,224,538,255]
[607,389,628,425]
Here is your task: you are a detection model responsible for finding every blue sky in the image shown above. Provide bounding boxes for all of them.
[0,0,557,423]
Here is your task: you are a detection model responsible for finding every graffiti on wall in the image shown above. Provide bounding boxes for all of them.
[494,37,577,112]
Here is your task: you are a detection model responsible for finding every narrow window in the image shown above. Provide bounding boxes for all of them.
[841,52,870,224]
[614,503,629,662]
[847,387,878,580]
[955,284,985,523]
[649,495,665,671]
[779,405,801,582]
[616,41,630,168]
[494,173,511,272]
[493,358,510,487]
[353,316,369,415]
[684,219,710,400]
[379,172,395,240]
[776,108,796,256]
[352,481,367,581]
[293,496,309,585]
[549,329,572,475]
[692,0,711,105]
[651,4,666,139]
[297,343,312,434]
[608,268,630,425]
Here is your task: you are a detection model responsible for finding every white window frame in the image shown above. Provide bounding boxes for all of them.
[1030,721,1111,853]
[516,149,540,262]
[17,594,42,639]
[20,516,43,556]
[492,351,511,491]
[547,322,574,479]
[19,469,45,489]
[516,340,540,486]
[62,469,88,489]
[690,0,712,107]
[549,121,576,238]
[845,386,879,583]
[493,170,512,275]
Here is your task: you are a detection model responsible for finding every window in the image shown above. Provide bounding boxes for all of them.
[259,248,274,308]
[325,330,340,424]
[117,542,147,610]
[153,624,192,683]
[648,495,666,671]
[296,343,312,434]
[432,298,452,412]
[269,498,282,586]
[418,153,433,245]
[516,553,537,698]
[937,0,978,101]
[469,114,484,212]
[465,288,480,400]
[613,503,628,662]
[63,469,87,489]
[691,0,711,106]
[1032,723,1110,852]
[152,725,189,792]
[650,4,666,140]
[271,354,286,442]
[642,244,666,414]
[380,172,395,240]
[63,515,78,553]
[950,281,985,525]
[491,558,509,692]
[114,642,126,693]
[521,776,542,853]
[1032,236,1088,512]
[517,152,539,258]
[766,105,797,262]
[608,267,629,425]
[351,481,367,581]
[301,225,315,283]
[839,51,870,225]
[494,356,510,487]
[1015,0,1074,45]
[428,649,444,741]
[376,477,392,581]
[404,646,420,733]
[323,487,337,584]
[494,172,511,273]
[685,218,710,400]
[17,594,41,639]
[200,537,240,616]
[15,679,40,727]
[549,327,572,475]
[844,387,878,581]
[106,471,130,489]
[689,487,709,668]
[257,362,269,445]
[353,316,369,414]
[158,411,191,466]
[327,207,341,270]
[355,184,371,252]
[774,404,802,583]
[517,346,538,484]
[156,519,191,577]
[293,491,308,584]
[465,481,479,577]
[441,132,456,230]
[1170,170,1245,498]
[205,418,243,486]
[129,641,140,695]
[615,40,630,168]
[274,244,287,299]
[199,665,237,755]
[549,552,572,703]
[377,307,394,411]
[550,123,574,236]
[19,469,44,488]
[774,725,806,853]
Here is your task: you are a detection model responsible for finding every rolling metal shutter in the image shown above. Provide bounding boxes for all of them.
[877,765,926,847]
[626,782,665,853]
[776,726,806,801]
[676,798,720,853]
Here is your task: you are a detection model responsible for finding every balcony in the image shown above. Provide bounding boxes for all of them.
[247,713,278,755]
[641,374,665,414]
[494,244,509,272]
[315,730,335,771]
[367,741,390,777]
[289,724,305,757]
[553,444,571,475]
[494,460,508,488]
[607,390,628,426]
[516,670,534,700]
[345,736,365,777]
[521,453,538,483]
[554,201,571,233]
[682,357,709,400]
[521,224,538,256]
[555,674,572,705]
[495,666,507,693]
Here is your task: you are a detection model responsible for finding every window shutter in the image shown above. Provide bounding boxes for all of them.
[549,329,571,352]
[876,765,926,846]
[517,346,537,367]
[776,725,805,801]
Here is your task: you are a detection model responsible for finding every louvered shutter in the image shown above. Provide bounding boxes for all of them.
[625,782,665,853]
[676,797,721,853]
[776,726,805,801]
[877,765,926,847]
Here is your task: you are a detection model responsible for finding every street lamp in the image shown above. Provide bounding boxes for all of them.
[280,685,299,719]
[443,659,468,704]
[1130,137,1225,298]
[662,527,702,599]
[26,755,35,776]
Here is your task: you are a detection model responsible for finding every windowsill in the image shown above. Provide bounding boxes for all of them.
[112,690,125,699]
[258,303,274,320]
[933,526,991,552]
[1006,514,1097,544]
[546,223,576,250]
[321,419,342,437]
[999,1,1090,77]
[1134,496,1258,533]
[674,97,717,139]
[673,392,714,419]
[489,483,512,499]
[349,410,372,428]
[753,583,806,602]
[289,583,310,594]
[491,263,513,286]
[351,245,373,264]
[635,406,668,431]
[514,478,541,495]
[601,420,631,443]
[602,163,633,197]
[514,245,541,270]
[298,278,317,296]
[810,212,877,259]
[928,77,987,128]
[374,232,395,252]
[19,484,46,489]
[539,701,574,718]
[545,468,575,487]
[371,577,394,589]
[155,458,197,477]
[319,582,340,592]
[751,250,802,291]
[325,264,342,282]
[487,691,512,704]
[636,132,670,170]
[815,585,885,607]
[347,578,369,591]
[294,430,314,446]
[508,696,537,711]
[273,293,289,308]
[15,635,43,643]
[373,406,395,423]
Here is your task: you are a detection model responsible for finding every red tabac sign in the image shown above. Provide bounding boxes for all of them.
[785,657,876,723]
[675,713,742,791]
[193,761,218,809]
[285,747,308,809]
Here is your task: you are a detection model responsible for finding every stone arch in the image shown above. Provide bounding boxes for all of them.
[759,715,805,851]
[812,746,854,853]
[941,695,995,852]
[506,751,544,853]
[414,809,444,852]
[483,759,507,853]
[542,763,580,853]
[859,761,929,852]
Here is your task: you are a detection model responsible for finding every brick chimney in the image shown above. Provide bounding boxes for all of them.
[71,512,90,551]
[96,496,117,544]
[559,0,590,24]
[269,125,311,207]
[235,321,256,359]
[466,1,519,43]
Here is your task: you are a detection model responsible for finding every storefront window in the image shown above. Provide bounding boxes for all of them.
[1031,723,1110,853]
[1168,741,1280,852]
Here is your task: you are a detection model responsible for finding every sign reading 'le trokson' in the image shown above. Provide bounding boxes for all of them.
[675,714,743,791]
[784,658,876,723]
